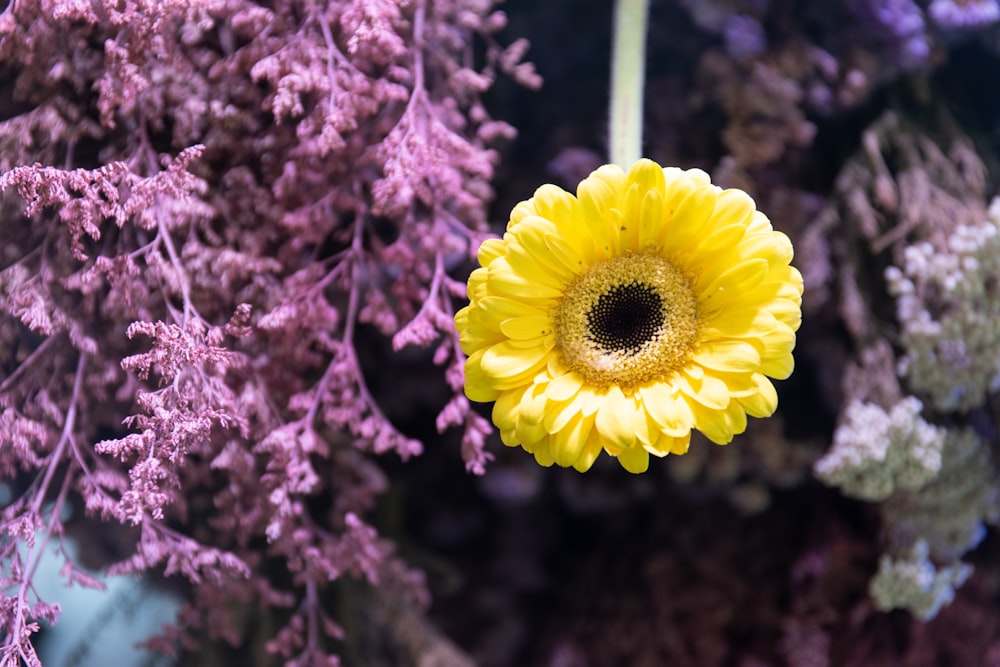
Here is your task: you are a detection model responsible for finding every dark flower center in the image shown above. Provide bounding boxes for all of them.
[556,253,698,389]
[586,282,664,354]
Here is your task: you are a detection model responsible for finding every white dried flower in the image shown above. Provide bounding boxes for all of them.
[886,198,1000,411]
[869,540,971,620]
[814,397,944,501]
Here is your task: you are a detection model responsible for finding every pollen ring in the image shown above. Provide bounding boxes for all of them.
[555,253,698,390]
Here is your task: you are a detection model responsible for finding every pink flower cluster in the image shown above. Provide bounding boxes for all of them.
[0,0,532,663]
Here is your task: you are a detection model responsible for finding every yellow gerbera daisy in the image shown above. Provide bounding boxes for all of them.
[454,158,803,473]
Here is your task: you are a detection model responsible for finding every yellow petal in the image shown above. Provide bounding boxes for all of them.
[543,395,583,434]
[669,433,691,455]
[480,340,551,380]
[638,381,693,436]
[533,444,555,467]
[456,308,504,353]
[628,159,667,192]
[698,258,769,311]
[685,167,712,187]
[454,304,472,331]
[662,169,696,211]
[678,370,731,410]
[686,223,747,260]
[748,209,772,231]
[620,182,643,250]
[767,297,803,331]
[708,369,761,398]
[755,268,803,303]
[645,432,684,457]
[761,352,795,380]
[479,296,547,327]
[701,308,778,340]
[690,339,762,373]
[594,384,637,448]
[491,384,529,431]
[572,430,605,472]
[463,349,502,402]
[506,241,571,291]
[577,168,623,257]
[693,400,747,444]
[465,266,489,301]
[623,159,667,250]
[759,322,797,379]
[712,187,756,228]
[488,258,564,300]
[500,427,519,447]
[547,371,583,402]
[589,163,628,193]
[499,316,554,341]
[508,200,536,229]
[725,400,748,438]
[637,188,665,253]
[544,232,590,275]
[508,216,577,284]
[616,446,649,473]
[635,407,661,449]
[665,186,717,249]
[502,334,556,351]
[518,382,550,425]
[573,385,604,417]
[477,237,506,266]
[531,183,577,221]
[738,373,778,418]
[737,230,794,266]
[550,411,593,467]
[516,416,548,449]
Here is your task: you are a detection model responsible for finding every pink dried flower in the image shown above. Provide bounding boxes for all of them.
[341,0,410,65]
[0,0,532,662]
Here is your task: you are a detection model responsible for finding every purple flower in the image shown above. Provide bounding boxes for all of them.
[724,14,768,60]
[847,0,932,68]
[928,0,1000,30]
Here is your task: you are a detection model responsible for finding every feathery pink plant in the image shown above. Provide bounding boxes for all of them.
[0,1,536,664]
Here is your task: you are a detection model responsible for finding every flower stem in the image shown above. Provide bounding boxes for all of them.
[609,0,649,167]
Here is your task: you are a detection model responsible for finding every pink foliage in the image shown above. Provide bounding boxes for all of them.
[0,0,529,663]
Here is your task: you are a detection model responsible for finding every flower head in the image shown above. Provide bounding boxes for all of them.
[455,159,803,473]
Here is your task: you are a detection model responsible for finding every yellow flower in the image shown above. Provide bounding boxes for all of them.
[454,159,803,473]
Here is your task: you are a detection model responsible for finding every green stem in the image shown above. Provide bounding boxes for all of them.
[609,0,649,167]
